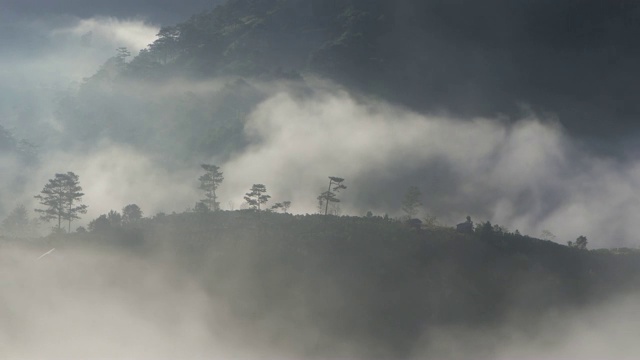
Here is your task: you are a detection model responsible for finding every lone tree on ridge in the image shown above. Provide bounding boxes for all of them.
[34,172,88,232]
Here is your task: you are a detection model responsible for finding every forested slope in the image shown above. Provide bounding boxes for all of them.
[116,0,640,136]
[8,211,639,358]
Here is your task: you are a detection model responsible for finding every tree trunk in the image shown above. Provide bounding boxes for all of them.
[324,179,333,216]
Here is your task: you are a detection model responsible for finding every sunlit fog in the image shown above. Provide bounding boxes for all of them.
[2,1,640,359]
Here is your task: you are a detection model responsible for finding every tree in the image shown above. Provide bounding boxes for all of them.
[282,201,291,213]
[541,229,556,241]
[115,47,131,65]
[244,184,270,210]
[122,204,143,224]
[318,176,347,216]
[2,204,30,237]
[107,210,122,227]
[149,26,181,64]
[456,216,474,233]
[88,215,111,233]
[568,235,588,250]
[194,201,209,214]
[401,186,422,219]
[423,214,438,228]
[199,164,224,211]
[271,200,292,213]
[34,172,88,232]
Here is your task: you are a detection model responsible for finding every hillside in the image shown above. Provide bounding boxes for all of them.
[109,0,640,137]
[5,211,640,358]
[49,0,640,166]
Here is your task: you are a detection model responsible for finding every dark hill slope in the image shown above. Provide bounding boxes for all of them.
[120,0,640,137]
[27,211,640,358]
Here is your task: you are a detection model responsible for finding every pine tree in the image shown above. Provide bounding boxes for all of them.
[318,176,347,216]
[199,164,224,211]
[122,204,143,224]
[2,204,30,237]
[401,186,422,219]
[34,172,88,232]
[244,184,270,210]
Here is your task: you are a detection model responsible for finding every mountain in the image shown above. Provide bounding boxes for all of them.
[54,0,640,163]
[115,0,640,138]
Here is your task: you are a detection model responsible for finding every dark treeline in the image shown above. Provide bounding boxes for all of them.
[5,209,639,358]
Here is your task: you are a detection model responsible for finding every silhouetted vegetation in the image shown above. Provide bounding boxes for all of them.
[198,164,224,211]
[34,172,88,232]
[402,186,422,219]
[244,183,271,210]
[5,210,638,358]
[318,176,346,216]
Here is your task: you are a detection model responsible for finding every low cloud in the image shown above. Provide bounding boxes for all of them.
[1,15,157,82]
[412,292,640,359]
[220,87,640,247]
[25,143,200,225]
[4,66,640,247]
[0,15,158,138]
[0,246,242,359]
[51,17,158,56]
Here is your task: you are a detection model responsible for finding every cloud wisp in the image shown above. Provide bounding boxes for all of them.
[220,86,640,247]
[4,62,640,247]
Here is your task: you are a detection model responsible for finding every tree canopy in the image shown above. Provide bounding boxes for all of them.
[34,172,88,232]
[318,176,347,216]
[244,184,270,210]
[401,186,422,219]
[199,164,224,211]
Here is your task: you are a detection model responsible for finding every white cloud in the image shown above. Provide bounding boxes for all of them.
[28,143,200,225]
[51,16,159,56]
[219,88,640,247]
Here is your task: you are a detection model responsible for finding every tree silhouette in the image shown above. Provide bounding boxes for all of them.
[2,204,30,237]
[107,210,122,227]
[194,201,209,213]
[282,200,291,213]
[568,235,588,250]
[318,176,347,216]
[199,164,224,211]
[541,229,557,241]
[122,204,143,224]
[34,172,88,232]
[271,200,292,213]
[88,214,110,233]
[244,184,270,210]
[401,186,422,219]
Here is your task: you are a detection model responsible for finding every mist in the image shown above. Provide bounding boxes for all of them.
[4,73,640,246]
[2,226,639,359]
[2,1,640,358]
[413,292,640,360]
[221,86,640,247]
[2,1,639,247]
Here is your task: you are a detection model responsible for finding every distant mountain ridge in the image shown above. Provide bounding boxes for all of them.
[109,0,640,137]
